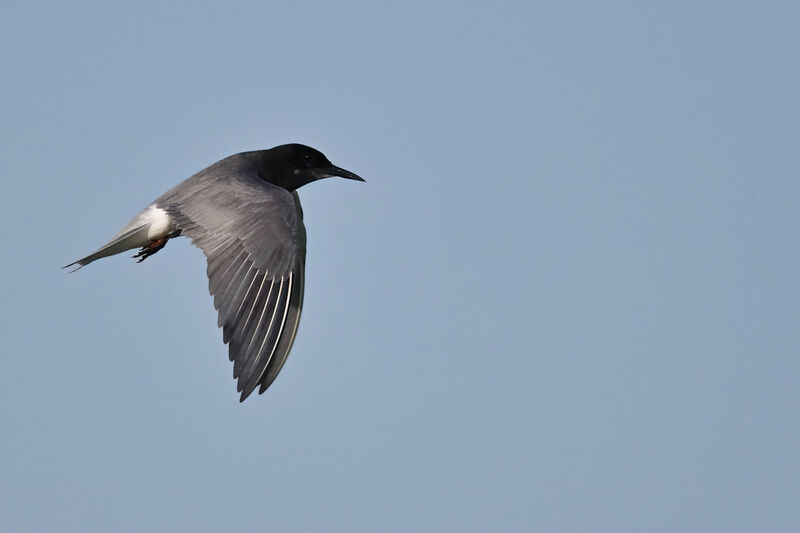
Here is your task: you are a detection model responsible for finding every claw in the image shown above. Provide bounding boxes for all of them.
[133,237,169,263]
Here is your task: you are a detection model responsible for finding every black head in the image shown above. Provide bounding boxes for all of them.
[256,143,364,191]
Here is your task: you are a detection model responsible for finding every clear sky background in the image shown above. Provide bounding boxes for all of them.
[1,1,798,531]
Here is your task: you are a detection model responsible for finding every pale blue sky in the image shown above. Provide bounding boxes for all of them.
[1,1,799,531]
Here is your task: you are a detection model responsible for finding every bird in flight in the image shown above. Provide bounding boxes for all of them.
[65,144,364,401]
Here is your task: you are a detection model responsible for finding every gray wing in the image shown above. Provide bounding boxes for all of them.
[158,171,306,401]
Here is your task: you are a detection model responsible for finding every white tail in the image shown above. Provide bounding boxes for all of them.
[63,225,153,271]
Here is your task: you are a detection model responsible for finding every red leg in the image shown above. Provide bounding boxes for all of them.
[133,237,170,263]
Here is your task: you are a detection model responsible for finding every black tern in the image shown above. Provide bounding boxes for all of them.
[66,144,364,401]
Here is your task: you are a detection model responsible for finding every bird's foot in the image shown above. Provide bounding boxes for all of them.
[133,237,169,263]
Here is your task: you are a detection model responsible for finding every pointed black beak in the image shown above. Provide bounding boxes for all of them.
[325,165,365,182]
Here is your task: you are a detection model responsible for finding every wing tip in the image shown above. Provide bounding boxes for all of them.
[238,377,275,402]
[239,387,255,402]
